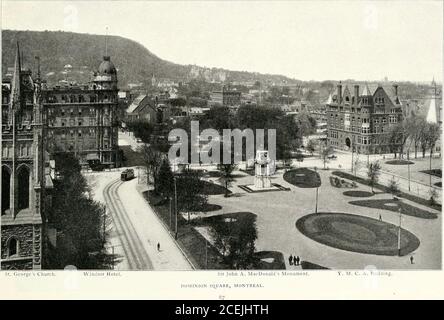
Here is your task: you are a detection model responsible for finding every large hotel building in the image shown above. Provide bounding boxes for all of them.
[42,56,119,167]
[326,82,403,154]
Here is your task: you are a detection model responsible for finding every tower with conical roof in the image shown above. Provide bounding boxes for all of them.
[92,54,119,166]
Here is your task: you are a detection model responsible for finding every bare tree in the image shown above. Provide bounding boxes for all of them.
[139,144,163,188]
[367,160,382,193]
[406,116,426,159]
[320,144,334,169]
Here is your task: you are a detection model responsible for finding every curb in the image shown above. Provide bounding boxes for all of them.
[135,184,196,270]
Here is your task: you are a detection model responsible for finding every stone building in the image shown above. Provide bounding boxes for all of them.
[42,56,120,167]
[1,46,52,270]
[209,87,241,107]
[326,82,403,154]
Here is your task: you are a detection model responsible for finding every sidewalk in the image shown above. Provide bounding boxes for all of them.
[117,178,193,270]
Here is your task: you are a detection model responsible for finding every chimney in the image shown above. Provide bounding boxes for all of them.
[354,85,359,104]
[393,84,398,97]
[337,82,342,103]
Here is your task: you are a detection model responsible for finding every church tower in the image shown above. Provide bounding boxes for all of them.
[1,43,45,270]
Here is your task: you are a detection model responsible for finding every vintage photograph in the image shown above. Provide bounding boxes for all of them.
[1,0,442,272]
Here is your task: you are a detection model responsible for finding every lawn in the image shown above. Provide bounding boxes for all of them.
[300,261,329,270]
[332,170,441,211]
[143,190,230,269]
[296,213,420,256]
[348,199,438,219]
[283,168,321,188]
[385,160,415,165]
[343,190,374,198]
[200,180,232,195]
[421,169,442,178]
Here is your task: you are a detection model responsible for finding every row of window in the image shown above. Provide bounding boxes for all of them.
[50,117,112,127]
[45,94,115,104]
[47,107,111,117]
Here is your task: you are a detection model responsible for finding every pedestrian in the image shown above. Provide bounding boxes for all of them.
[379,214,382,221]
[288,254,293,266]
[410,256,414,264]
[295,256,300,266]
[157,242,160,251]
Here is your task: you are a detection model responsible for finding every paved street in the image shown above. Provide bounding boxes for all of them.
[85,169,193,271]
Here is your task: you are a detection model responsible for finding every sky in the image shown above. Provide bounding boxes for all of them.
[1,0,443,82]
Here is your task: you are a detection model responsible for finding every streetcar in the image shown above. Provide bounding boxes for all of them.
[120,169,135,181]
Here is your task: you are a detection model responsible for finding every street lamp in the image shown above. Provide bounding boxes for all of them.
[397,207,402,256]
[315,186,319,213]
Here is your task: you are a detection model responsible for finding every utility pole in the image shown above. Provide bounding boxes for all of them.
[351,139,354,173]
[169,197,172,229]
[397,207,402,256]
[174,176,178,240]
[205,239,208,269]
[408,162,411,192]
[103,207,107,245]
[429,152,432,187]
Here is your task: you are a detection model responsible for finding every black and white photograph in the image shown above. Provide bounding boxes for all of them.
[0,0,442,280]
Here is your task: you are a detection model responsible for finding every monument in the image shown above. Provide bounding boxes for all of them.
[254,150,275,189]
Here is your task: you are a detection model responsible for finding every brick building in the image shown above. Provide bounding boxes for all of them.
[326,82,403,154]
[209,87,241,107]
[42,56,120,167]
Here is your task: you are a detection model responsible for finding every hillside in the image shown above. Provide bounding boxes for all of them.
[2,30,297,88]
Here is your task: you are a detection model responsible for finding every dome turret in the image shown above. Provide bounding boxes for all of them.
[98,56,117,75]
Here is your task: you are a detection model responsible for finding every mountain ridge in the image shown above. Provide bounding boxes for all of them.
[2,29,298,88]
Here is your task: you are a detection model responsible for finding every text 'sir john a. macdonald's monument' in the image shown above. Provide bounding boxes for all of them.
[1,1,442,271]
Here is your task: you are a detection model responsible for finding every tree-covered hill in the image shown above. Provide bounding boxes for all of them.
[2,30,297,88]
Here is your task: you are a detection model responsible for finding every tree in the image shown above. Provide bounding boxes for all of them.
[367,161,382,193]
[210,214,257,269]
[217,163,237,197]
[176,169,208,221]
[419,122,440,158]
[306,139,317,156]
[139,144,163,188]
[320,144,334,169]
[156,159,174,198]
[201,105,233,133]
[47,153,114,269]
[429,188,439,206]
[427,123,441,158]
[406,116,426,159]
[353,154,361,176]
[126,120,154,143]
[295,111,317,137]
[387,123,404,158]
[387,177,400,196]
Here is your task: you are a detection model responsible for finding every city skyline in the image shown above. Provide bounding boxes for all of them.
[1,0,443,83]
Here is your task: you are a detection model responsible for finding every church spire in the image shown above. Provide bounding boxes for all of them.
[10,42,22,117]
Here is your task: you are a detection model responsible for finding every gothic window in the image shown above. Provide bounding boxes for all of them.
[17,166,30,210]
[8,238,18,257]
[1,166,11,215]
